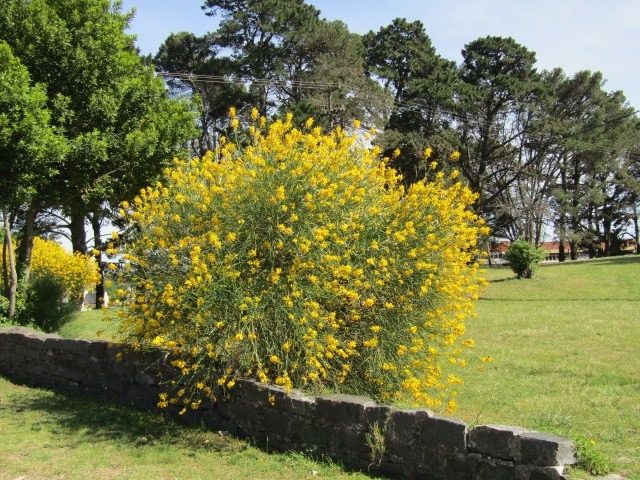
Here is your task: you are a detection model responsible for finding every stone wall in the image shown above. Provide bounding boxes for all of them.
[0,326,575,479]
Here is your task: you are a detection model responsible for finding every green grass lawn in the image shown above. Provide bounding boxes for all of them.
[57,307,121,341]
[456,256,640,479]
[0,377,369,480]
[6,255,640,479]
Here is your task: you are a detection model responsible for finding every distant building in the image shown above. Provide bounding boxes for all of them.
[489,240,593,263]
[488,241,510,264]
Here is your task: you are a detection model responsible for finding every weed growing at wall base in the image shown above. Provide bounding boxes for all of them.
[117,109,489,414]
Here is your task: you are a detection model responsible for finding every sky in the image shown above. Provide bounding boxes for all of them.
[120,0,640,110]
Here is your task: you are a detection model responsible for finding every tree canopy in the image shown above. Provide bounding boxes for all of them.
[1,0,196,252]
[2,0,639,273]
[1,0,197,314]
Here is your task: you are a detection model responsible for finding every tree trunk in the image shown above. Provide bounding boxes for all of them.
[16,200,37,284]
[2,208,17,319]
[2,225,8,297]
[634,204,639,255]
[569,240,578,261]
[70,206,87,254]
[602,216,612,257]
[91,213,105,309]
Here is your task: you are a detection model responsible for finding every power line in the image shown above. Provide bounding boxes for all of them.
[157,71,338,90]
[158,71,640,157]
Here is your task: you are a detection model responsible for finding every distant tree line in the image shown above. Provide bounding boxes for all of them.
[154,0,640,259]
[2,0,640,319]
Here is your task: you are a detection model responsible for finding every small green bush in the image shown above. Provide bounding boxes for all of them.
[504,240,546,279]
[21,274,78,332]
[0,294,10,323]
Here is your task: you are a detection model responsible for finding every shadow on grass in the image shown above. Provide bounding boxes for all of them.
[486,277,518,284]
[3,385,247,454]
[1,381,389,479]
[480,297,640,302]
[542,255,640,268]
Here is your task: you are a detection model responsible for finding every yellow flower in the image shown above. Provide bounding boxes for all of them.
[119,114,488,413]
[449,150,461,161]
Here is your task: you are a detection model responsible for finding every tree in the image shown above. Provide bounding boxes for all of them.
[455,36,541,234]
[549,71,637,260]
[1,0,196,295]
[155,32,251,156]
[364,18,457,184]
[276,18,383,130]
[0,41,65,318]
[498,69,566,244]
[159,2,384,135]
[202,0,321,116]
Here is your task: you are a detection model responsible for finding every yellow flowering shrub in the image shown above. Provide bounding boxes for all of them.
[30,237,100,299]
[118,110,489,413]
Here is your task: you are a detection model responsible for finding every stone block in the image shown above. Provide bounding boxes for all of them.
[386,409,420,449]
[234,379,289,405]
[289,419,326,446]
[280,390,316,418]
[445,452,482,480]
[469,424,528,460]
[315,393,376,426]
[363,404,394,429]
[518,432,575,467]
[88,340,109,358]
[419,411,468,453]
[13,344,43,359]
[515,465,566,480]
[263,409,294,437]
[48,337,93,356]
[328,434,370,465]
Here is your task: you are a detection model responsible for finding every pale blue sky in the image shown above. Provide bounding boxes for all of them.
[120,0,640,109]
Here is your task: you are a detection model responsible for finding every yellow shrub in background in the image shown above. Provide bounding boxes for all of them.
[31,237,100,300]
[118,110,489,414]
